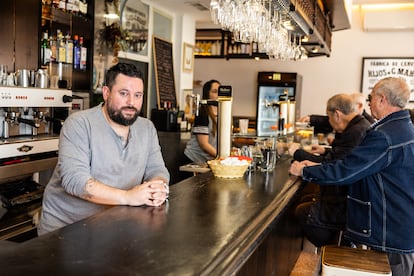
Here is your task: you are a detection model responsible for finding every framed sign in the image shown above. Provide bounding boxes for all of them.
[361,57,414,101]
[182,43,194,72]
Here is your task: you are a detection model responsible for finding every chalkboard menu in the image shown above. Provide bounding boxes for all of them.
[153,36,177,109]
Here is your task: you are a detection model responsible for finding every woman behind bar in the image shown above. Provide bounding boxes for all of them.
[183,79,220,164]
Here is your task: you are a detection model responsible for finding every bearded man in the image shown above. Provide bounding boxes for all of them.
[38,63,169,235]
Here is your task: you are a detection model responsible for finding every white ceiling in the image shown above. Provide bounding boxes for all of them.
[148,0,414,25]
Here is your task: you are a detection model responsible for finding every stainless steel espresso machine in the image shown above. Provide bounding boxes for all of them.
[0,87,72,241]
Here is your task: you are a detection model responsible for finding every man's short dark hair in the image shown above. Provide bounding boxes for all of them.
[105,63,143,89]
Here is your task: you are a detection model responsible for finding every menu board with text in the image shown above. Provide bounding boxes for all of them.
[153,36,177,109]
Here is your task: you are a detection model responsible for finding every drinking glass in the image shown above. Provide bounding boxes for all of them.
[257,137,277,172]
[0,64,8,86]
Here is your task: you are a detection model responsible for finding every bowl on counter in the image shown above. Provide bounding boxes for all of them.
[207,156,252,178]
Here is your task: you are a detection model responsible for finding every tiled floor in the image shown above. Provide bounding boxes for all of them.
[290,238,321,276]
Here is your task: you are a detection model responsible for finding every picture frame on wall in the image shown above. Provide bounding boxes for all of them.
[120,0,149,56]
[361,57,414,102]
[183,43,194,72]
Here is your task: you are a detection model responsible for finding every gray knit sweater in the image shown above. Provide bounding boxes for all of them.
[38,104,169,235]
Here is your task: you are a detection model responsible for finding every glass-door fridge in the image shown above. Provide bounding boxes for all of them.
[256,72,302,136]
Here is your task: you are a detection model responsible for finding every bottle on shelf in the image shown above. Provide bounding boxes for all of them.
[41,31,51,66]
[58,0,66,11]
[66,0,77,14]
[79,0,88,17]
[56,29,66,63]
[65,32,73,64]
[52,0,60,9]
[79,36,87,70]
[73,35,81,69]
[215,40,221,55]
[49,34,57,63]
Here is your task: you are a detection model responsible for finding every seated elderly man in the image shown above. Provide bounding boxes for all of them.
[289,77,414,276]
[299,92,375,135]
[292,93,371,163]
[293,93,371,247]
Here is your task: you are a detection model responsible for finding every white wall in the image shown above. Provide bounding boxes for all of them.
[193,7,414,118]
[176,15,196,108]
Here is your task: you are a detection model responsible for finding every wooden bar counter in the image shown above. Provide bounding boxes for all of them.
[0,156,303,275]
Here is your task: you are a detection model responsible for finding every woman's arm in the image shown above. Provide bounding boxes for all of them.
[196,134,217,157]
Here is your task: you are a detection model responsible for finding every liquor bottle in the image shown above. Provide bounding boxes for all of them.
[58,0,66,11]
[79,36,87,70]
[49,34,57,63]
[65,32,73,64]
[72,0,80,15]
[73,35,81,69]
[52,0,60,9]
[41,32,51,66]
[66,0,74,14]
[79,0,88,16]
[56,29,66,63]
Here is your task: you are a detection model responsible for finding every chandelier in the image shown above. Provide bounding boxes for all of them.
[210,0,311,60]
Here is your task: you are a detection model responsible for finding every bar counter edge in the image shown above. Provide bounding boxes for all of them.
[0,156,303,276]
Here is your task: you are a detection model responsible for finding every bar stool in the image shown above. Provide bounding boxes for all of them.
[321,245,391,276]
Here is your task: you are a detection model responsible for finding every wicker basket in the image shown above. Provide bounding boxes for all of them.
[207,157,251,178]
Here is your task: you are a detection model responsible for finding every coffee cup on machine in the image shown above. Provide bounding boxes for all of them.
[35,69,50,88]
[16,69,30,87]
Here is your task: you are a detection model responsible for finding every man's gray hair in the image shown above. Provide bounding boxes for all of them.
[373,77,410,108]
[326,93,355,115]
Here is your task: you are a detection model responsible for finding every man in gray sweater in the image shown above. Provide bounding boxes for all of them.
[38,63,170,235]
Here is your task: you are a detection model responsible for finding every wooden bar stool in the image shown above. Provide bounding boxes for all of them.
[321,245,391,276]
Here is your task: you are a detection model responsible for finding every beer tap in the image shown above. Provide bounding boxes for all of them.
[196,86,233,159]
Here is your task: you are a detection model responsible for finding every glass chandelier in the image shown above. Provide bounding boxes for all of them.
[210,0,308,60]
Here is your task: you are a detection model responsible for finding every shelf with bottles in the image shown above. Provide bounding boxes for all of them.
[224,32,269,59]
[40,0,93,92]
[41,0,91,23]
[194,40,222,57]
[195,29,269,60]
[194,28,222,57]
[40,30,88,69]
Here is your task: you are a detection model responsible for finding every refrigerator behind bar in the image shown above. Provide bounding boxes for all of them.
[256,72,302,136]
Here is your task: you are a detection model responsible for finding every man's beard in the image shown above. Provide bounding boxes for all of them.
[106,104,140,126]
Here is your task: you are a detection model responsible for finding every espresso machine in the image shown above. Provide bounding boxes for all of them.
[0,86,72,241]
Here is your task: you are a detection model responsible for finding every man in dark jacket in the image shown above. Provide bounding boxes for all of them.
[293,93,371,247]
[290,77,414,276]
[299,92,375,134]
